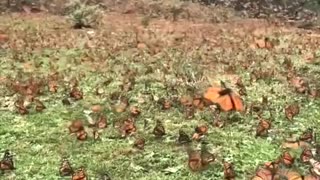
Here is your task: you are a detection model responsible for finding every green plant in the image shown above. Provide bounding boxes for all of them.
[65,0,103,29]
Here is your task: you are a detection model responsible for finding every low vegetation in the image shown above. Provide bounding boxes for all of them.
[1,0,320,179]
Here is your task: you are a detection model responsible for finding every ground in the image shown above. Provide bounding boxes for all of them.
[1,1,320,180]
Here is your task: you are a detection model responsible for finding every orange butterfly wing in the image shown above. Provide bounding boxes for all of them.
[203,87,223,103]
[215,95,234,111]
[230,93,244,112]
[204,87,244,112]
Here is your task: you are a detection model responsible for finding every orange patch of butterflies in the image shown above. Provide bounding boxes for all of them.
[10,76,87,115]
[253,128,320,179]
[68,113,107,141]
[11,73,318,180]
[177,80,245,122]
[186,143,237,179]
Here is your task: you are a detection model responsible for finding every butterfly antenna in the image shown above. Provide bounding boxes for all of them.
[220,80,227,89]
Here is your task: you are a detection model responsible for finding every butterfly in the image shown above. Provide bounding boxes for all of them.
[192,125,208,141]
[153,120,166,138]
[14,98,28,115]
[200,144,215,166]
[88,114,107,129]
[300,148,313,163]
[59,158,73,176]
[177,129,191,145]
[69,120,85,134]
[187,150,203,172]
[159,98,172,110]
[119,118,136,138]
[285,103,300,121]
[203,81,244,112]
[70,87,83,101]
[34,98,46,112]
[130,106,141,117]
[133,137,145,150]
[223,161,236,179]
[76,130,88,141]
[72,167,87,180]
[255,119,271,137]
[253,161,280,180]
[299,128,314,143]
[280,151,295,167]
[98,173,111,180]
[278,170,303,180]
[0,150,15,171]
[187,145,215,172]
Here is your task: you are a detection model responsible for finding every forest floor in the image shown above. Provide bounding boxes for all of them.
[1,1,320,179]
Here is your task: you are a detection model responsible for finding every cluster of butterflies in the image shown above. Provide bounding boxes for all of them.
[253,128,320,179]
[60,80,243,178]
[59,158,111,180]
[6,75,320,179]
[0,151,111,180]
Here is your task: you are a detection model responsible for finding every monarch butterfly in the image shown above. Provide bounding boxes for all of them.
[309,158,320,177]
[62,98,71,105]
[96,115,107,129]
[303,174,319,180]
[204,81,244,112]
[72,167,87,180]
[14,98,28,115]
[253,162,279,180]
[59,158,73,176]
[0,150,15,171]
[187,150,203,172]
[192,125,208,141]
[130,106,141,117]
[70,87,83,101]
[299,128,314,143]
[76,130,88,141]
[184,105,195,119]
[120,118,136,138]
[160,98,172,110]
[69,120,84,134]
[177,129,191,145]
[235,78,247,96]
[223,161,236,179]
[285,103,300,121]
[256,119,271,137]
[133,137,145,150]
[200,144,215,166]
[187,146,215,172]
[252,168,274,180]
[153,120,166,138]
[300,148,313,163]
[34,98,46,112]
[278,169,303,180]
[212,118,224,128]
[280,151,295,167]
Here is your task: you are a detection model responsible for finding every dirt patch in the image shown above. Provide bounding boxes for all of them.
[1,9,320,60]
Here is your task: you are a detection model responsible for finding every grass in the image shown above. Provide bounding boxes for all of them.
[1,4,320,180]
